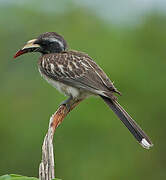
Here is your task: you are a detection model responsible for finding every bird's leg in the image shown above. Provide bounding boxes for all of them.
[60,96,74,111]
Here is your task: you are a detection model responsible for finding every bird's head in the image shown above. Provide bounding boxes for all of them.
[14,32,68,58]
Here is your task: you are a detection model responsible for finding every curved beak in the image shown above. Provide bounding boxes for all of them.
[14,39,40,58]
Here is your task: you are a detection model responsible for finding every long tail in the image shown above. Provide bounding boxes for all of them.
[100,95,153,149]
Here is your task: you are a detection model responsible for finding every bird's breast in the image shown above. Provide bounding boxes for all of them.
[38,67,81,98]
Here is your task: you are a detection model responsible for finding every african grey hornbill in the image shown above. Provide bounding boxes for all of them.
[14,32,153,149]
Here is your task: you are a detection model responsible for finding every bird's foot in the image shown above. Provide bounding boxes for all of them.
[60,96,73,111]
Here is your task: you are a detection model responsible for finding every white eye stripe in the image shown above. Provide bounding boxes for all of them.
[44,37,65,50]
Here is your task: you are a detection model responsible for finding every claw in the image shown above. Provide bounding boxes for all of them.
[59,96,73,111]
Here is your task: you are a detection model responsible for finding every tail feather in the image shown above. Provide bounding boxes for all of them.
[100,95,153,149]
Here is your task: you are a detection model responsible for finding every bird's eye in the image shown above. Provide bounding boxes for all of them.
[40,41,47,46]
[49,41,54,45]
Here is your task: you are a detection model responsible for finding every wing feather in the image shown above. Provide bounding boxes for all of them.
[38,50,121,97]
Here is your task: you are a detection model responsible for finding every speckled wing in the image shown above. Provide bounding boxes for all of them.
[38,50,121,98]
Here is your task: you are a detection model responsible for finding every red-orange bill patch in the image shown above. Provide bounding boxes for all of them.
[14,49,27,58]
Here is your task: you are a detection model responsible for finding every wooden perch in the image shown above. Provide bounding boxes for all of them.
[39,99,82,180]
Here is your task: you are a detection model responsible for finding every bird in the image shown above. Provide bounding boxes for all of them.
[14,32,153,149]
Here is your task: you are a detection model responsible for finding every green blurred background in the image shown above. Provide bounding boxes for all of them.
[0,0,166,179]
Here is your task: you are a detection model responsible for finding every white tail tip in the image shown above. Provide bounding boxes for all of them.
[140,138,153,149]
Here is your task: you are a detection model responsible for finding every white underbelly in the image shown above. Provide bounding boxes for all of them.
[39,68,80,98]
[48,79,80,98]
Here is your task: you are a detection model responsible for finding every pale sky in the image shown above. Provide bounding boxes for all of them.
[1,0,166,25]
